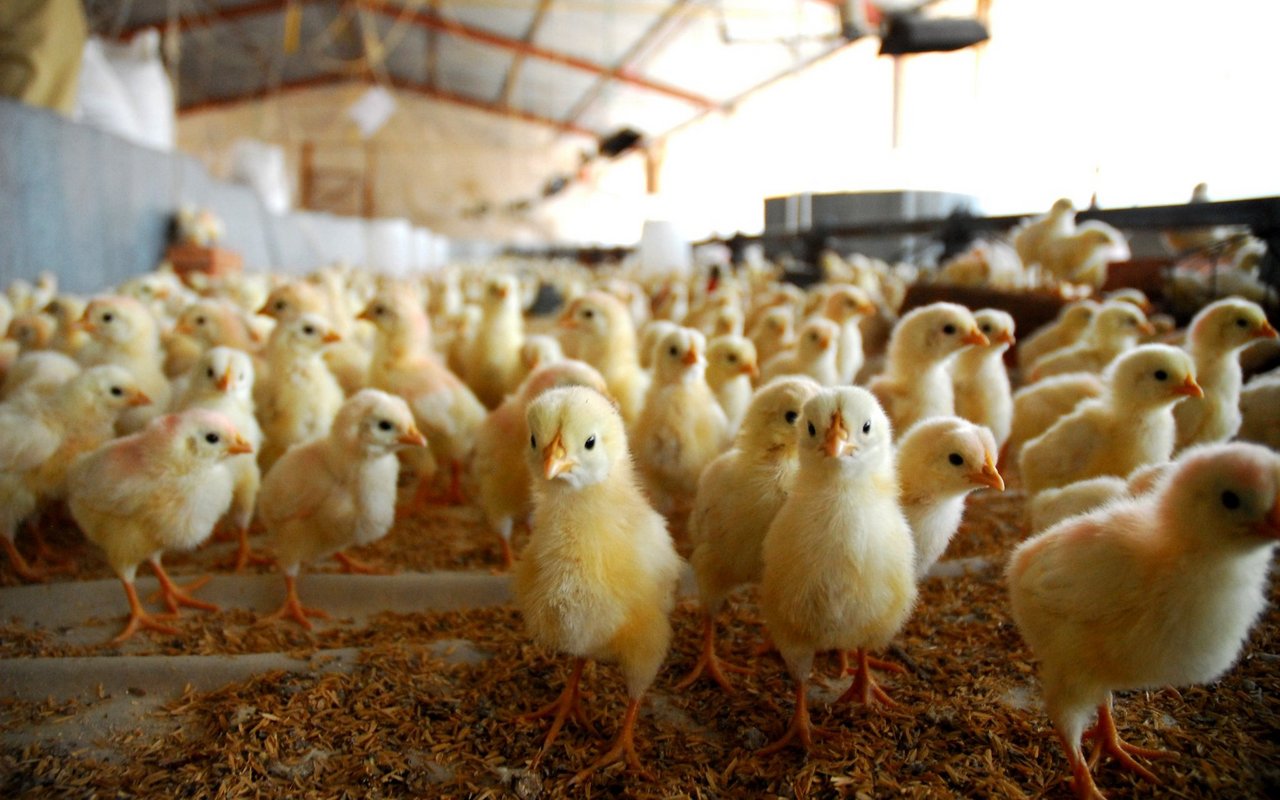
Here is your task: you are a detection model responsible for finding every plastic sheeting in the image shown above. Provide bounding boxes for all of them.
[74,32,174,151]
[229,138,291,215]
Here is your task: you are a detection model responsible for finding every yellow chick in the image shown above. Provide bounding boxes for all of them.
[361,288,487,507]
[1237,370,1280,450]
[952,308,1016,448]
[680,376,821,692]
[260,389,425,628]
[255,313,345,472]
[470,359,608,570]
[631,326,731,518]
[638,319,681,371]
[704,334,758,434]
[75,296,170,433]
[557,291,648,425]
[173,347,265,571]
[869,302,988,434]
[819,284,876,384]
[748,305,797,367]
[516,386,681,779]
[258,279,371,395]
[1,350,81,402]
[1039,221,1129,288]
[1029,301,1154,381]
[1028,462,1171,535]
[515,333,564,385]
[758,387,916,752]
[167,299,261,376]
[1173,297,1278,451]
[1020,345,1203,494]
[651,279,688,323]
[464,274,525,408]
[1008,442,1280,800]
[0,365,150,581]
[761,316,841,386]
[44,295,89,358]
[1017,300,1098,370]
[1013,197,1076,271]
[896,416,1004,579]
[8,311,57,352]
[1004,373,1105,469]
[68,410,251,642]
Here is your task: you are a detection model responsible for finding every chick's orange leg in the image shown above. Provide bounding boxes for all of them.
[1059,732,1108,800]
[2,536,49,583]
[148,560,218,614]
[215,526,273,572]
[521,658,598,768]
[674,614,750,693]
[570,697,653,784]
[1082,700,1171,784]
[758,679,835,756]
[111,579,180,643]
[332,550,388,575]
[835,648,899,707]
[264,574,330,629]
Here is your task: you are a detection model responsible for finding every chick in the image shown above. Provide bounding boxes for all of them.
[758,387,916,752]
[258,280,371,395]
[557,291,648,424]
[869,302,988,434]
[255,313,345,472]
[44,295,89,358]
[952,309,1016,448]
[1,350,81,401]
[1008,442,1280,800]
[464,274,525,408]
[631,327,731,518]
[1013,197,1076,272]
[515,334,564,384]
[1030,301,1154,381]
[761,316,841,386]
[167,299,261,377]
[470,360,608,570]
[68,410,251,642]
[748,305,797,367]
[638,319,681,371]
[1173,297,1277,451]
[75,296,170,432]
[1028,462,1171,535]
[1237,370,1280,450]
[1004,373,1105,468]
[259,390,425,628]
[173,347,265,571]
[704,334,758,434]
[0,366,150,581]
[1017,300,1098,369]
[680,376,821,692]
[516,386,681,778]
[820,284,876,384]
[1020,345,1203,494]
[897,417,1004,579]
[1038,221,1129,288]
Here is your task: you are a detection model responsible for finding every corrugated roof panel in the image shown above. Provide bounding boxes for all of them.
[435,36,515,100]
[511,58,599,123]
[535,3,661,68]
[577,83,701,139]
[436,0,539,40]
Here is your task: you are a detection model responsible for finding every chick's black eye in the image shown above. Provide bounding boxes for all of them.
[102,313,114,323]
[727,354,737,362]
[785,410,798,424]
[205,433,220,444]
[862,420,871,434]
[111,387,123,397]
[195,317,206,325]
[669,345,678,356]
[377,420,393,431]
[585,435,596,450]
[948,453,964,466]
[1221,490,1241,510]
[1154,370,1168,381]
[1236,318,1249,328]
[530,435,536,450]
[207,368,215,378]
[808,422,816,437]
[275,300,286,310]
[943,324,956,335]
[583,309,594,319]
[981,324,991,333]
[303,325,315,335]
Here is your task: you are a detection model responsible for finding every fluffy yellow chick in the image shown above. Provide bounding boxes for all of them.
[361,288,487,507]
[167,299,261,376]
[258,280,371,395]
[1013,197,1076,270]
[256,313,345,472]
[464,274,525,408]
[1028,462,1171,535]
[557,291,648,425]
[761,316,841,386]
[1039,221,1129,288]
[680,376,821,692]
[173,347,265,571]
[748,305,797,367]
[1020,345,1203,494]
[1008,442,1280,800]
[1173,297,1277,451]
[651,280,688,323]
[1030,301,1154,381]
[260,389,424,628]
[0,365,149,581]
[869,302,988,434]
[8,311,56,352]
[819,284,876,384]
[69,410,251,642]
[44,295,89,358]
[1237,370,1280,450]
[631,326,731,517]
[638,319,681,371]
[1004,373,1105,469]
[952,309,1016,448]
[704,334,758,434]
[1017,300,1098,369]
[897,416,1004,579]
[516,386,681,779]
[515,334,564,385]
[1,350,81,401]
[470,359,608,570]
[76,296,170,433]
[758,387,916,752]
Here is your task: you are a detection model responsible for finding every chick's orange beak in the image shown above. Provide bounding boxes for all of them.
[823,412,854,458]
[128,390,152,407]
[741,361,759,378]
[681,346,700,366]
[1172,375,1203,397]
[1255,321,1278,339]
[216,367,234,392]
[322,330,342,344]
[175,320,196,336]
[996,330,1016,346]
[356,307,375,322]
[399,427,427,447]
[542,433,571,479]
[1138,321,1157,336]
[962,329,990,347]
[1255,498,1280,540]
[228,435,254,455]
[74,312,95,333]
[968,455,1005,491]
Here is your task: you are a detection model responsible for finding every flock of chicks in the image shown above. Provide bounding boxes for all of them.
[0,252,1278,798]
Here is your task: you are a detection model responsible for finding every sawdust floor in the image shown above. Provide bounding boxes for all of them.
[1,489,1278,798]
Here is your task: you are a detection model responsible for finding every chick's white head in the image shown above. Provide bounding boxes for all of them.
[72,365,151,412]
[483,275,519,310]
[897,416,1003,496]
[80,296,155,345]
[654,326,707,383]
[738,376,821,454]
[154,409,254,463]
[260,281,324,321]
[1059,300,1099,329]
[973,308,1016,352]
[1091,301,1154,343]
[799,386,892,472]
[891,302,988,362]
[798,317,840,358]
[175,300,228,344]
[526,386,624,490]
[1188,297,1277,352]
[332,389,426,456]
[823,285,876,323]
[276,312,340,353]
[559,291,627,342]
[1105,344,1202,409]
[1160,442,1280,552]
[707,335,758,381]
[518,359,608,403]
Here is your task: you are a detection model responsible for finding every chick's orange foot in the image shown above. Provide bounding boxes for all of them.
[835,648,904,707]
[147,562,218,614]
[520,658,598,768]
[332,551,388,575]
[1082,701,1172,784]
[2,537,54,583]
[758,682,836,756]
[674,616,750,693]
[110,580,180,644]
[569,699,654,784]
[264,575,330,630]
[214,530,272,572]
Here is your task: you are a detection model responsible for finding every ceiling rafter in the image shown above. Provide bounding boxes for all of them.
[119,0,294,38]
[496,0,556,110]
[385,74,597,137]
